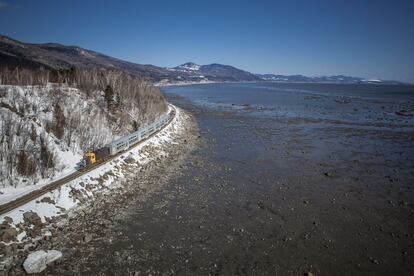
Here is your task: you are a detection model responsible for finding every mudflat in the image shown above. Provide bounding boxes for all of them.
[49,83,413,275]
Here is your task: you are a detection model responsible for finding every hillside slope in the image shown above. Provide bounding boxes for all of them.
[0,67,167,190]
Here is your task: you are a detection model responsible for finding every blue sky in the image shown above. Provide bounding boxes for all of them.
[1,0,413,82]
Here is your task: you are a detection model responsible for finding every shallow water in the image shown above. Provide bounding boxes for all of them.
[165,82,414,128]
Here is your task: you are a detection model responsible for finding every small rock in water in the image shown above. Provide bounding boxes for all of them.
[324,172,333,177]
[83,233,93,243]
[369,257,380,264]
[395,110,412,116]
[23,250,62,274]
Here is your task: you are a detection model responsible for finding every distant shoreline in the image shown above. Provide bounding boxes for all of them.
[155,80,414,87]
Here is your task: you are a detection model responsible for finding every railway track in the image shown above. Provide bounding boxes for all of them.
[0,105,177,216]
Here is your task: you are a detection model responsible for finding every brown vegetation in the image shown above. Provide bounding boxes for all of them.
[52,103,66,139]
[17,150,36,176]
[40,136,54,170]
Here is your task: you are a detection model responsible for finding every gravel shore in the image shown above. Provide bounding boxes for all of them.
[4,93,414,275]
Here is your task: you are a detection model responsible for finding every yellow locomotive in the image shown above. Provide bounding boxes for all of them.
[83,147,111,166]
[84,151,97,165]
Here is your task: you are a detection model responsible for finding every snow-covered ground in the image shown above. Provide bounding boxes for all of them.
[0,105,184,244]
[0,84,166,204]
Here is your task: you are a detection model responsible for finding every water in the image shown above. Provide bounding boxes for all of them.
[164,82,414,128]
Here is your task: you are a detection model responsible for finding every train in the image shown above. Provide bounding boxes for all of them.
[83,107,175,167]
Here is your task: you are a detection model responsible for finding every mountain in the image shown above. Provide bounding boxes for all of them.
[0,35,405,85]
[0,35,260,83]
[0,35,185,81]
[255,73,403,85]
[174,62,201,71]
[169,62,261,82]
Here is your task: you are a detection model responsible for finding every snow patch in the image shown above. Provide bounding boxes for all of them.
[177,63,200,71]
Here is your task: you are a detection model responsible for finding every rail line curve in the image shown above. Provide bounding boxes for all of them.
[0,104,177,215]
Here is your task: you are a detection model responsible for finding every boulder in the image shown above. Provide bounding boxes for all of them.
[23,250,62,274]
[124,156,135,164]
[0,227,17,242]
[3,216,13,224]
[23,211,42,227]
[40,197,55,204]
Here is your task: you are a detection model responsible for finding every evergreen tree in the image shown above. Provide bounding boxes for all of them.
[40,137,54,169]
[115,92,121,108]
[132,120,139,131]
[52,103,66,139]
[17,150,36,176]
[30,123,37,142]
[104,85,114,110]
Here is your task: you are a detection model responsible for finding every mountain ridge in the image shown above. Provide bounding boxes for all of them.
[0,35,406,85]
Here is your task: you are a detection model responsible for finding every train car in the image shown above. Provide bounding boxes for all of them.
[107,135,130,155]
[82,107,174,168]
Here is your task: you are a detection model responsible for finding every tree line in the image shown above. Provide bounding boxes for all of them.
[0,66,166,115]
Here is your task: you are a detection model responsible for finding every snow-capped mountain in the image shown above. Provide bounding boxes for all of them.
[168,62,262,82]
[174,62,201,71]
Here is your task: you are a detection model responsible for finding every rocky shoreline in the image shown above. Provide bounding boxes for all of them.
[0,108,200,275]
[2,87,413,275]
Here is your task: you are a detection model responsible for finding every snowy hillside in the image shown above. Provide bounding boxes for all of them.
[163,62,261,83]
[174,62,201,72]
[0,76,166,195]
